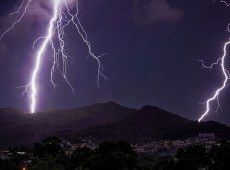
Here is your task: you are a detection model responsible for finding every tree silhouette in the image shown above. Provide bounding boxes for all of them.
[94,141,138,170]
[33,137,64,158]
[67,147,94,170]
[174,145,210,170]
[208,141,230,170]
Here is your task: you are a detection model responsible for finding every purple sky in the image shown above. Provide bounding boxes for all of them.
[1,0,230,125]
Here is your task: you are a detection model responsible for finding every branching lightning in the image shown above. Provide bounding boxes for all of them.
[0,0,106,113]
[198,0,230,122]
[0,0,32,40]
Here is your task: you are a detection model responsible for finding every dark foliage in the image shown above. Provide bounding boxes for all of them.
[67,147,95,170]
[33,137,64,158]
[67,141,138,170]
[1,137,230,170]
[152,142,230,170]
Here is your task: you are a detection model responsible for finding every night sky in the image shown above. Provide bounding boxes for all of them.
[0,0,230,125]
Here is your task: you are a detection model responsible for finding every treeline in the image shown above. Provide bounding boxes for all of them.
[1,137,230,170]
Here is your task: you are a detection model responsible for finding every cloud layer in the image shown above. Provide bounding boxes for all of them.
[133,0,184,24]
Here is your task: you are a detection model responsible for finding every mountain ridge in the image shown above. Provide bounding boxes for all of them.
[0,102,229,147]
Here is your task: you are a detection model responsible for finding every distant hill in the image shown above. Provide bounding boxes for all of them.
[0,102,230,147]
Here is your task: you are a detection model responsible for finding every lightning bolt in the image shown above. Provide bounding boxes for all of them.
[198,0,230,122]
[0,0,106,113]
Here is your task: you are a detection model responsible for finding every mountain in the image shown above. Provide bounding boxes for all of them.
[76,106,230,143]
[0,102,135,147]
[0,102,230,147]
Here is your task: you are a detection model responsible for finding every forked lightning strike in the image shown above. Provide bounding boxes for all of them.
[198,0,230,122]
[0,0,106,113]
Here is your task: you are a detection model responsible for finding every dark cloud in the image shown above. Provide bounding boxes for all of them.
[133,0,184,24]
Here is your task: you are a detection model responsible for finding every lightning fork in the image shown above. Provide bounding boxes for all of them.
[0,0,33,40]
[0,0,106,113]
[198,0,230,121]
[198,40,230,122]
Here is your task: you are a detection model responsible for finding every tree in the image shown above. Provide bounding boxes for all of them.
[208,141,230,170]
[67,147,94,170]
[152,156,174,170]
[174,145,210,170]
[33,137,64,158]
[0,159,17,170]
[29,156,64,170]
[94,141,138,170]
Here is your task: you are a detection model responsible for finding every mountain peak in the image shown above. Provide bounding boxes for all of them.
[86,101,135,113]
[139,105,163,113]
[94,101,125,108]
